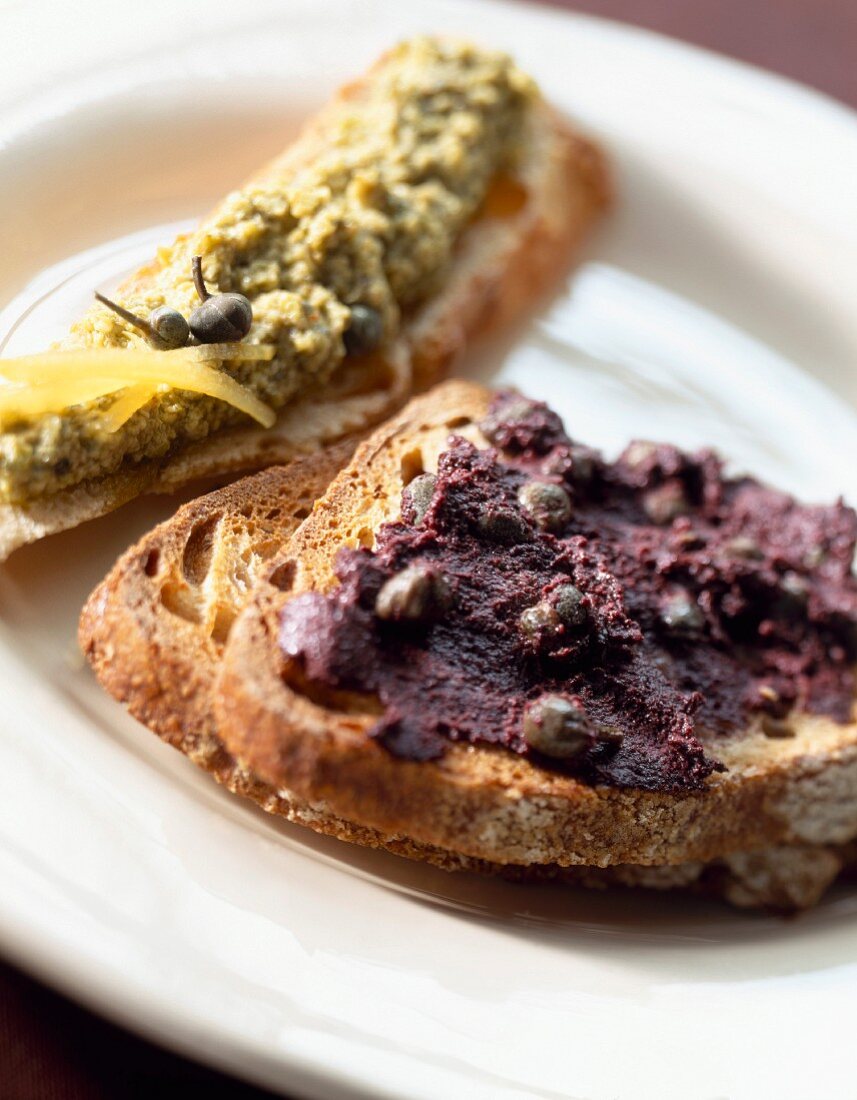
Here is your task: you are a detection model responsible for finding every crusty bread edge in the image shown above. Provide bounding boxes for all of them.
[79,441,359,758]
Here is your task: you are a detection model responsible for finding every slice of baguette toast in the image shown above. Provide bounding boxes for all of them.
[79,382,856,909]
[0,46,609,562]
[214,381,857,873]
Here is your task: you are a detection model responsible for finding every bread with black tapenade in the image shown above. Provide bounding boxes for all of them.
[78,386,856,910]
[210,380,857,883]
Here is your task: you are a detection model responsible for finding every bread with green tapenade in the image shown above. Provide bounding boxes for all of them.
[78,387,855,910]
[0,37,609,561]
[211,380,857,884]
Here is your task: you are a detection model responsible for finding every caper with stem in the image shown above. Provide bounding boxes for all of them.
[94,291,189,350]
[344,304,383,356]
[188,255,253,343]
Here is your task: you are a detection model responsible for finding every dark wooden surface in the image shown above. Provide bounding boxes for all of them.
[563,0,857,107]
[4,2,855,1098]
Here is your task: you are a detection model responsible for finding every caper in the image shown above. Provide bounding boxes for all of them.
[673,529,704,550]
[622,441,659,469]
[188,255,253,343]
[517,480,572,533]
[479,397,538,447]
[724,536,763,561]
[642,481,689,525]
[780,572,809,601]
[343,304,383,356]
[660,590,704,636]
[519,601,561,640]
[149,305,191,348]
[773,571,809,619]
[94,292,189,350]
[569,445,596,486]
[522,695,594,759]
[553,583,588,628]
[478,506,531,544]
[403,473,437,525]
[760,714,794,739]
[375,563,450,623]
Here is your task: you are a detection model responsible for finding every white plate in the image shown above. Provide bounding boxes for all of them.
[2,2,857,1098]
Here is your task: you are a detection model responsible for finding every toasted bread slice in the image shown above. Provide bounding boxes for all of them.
[79,415,852,911]
[214,381,857,872]
[0,44,609,561]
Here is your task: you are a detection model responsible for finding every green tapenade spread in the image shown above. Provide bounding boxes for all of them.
[0,38,536,502]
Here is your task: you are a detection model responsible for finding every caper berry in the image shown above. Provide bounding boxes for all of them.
[479,397,538,447]
[519,601,561,640]
[517,480,572,533]
[780,572,809,601]
[660,591,704,636]
[403,473,437,525]
[375,564,450,623]
[149,305,190,348]
[553,583,588,628]
[642,481,689,525]
[188,255,253,343]
[522,695,594,759]
[760,714,794,739]
[724,536,763,561]
[772,571,809,619]
[673,528,704,550]
[343,304,384,356]
[94,292,189,350]
[622,441,659,470]
[569,445,596,486]
[478,506,531,544]
[756,684,780,705]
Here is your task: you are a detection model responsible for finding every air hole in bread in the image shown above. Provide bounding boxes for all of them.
[160,580,202,624]
[265,508,282,521]
[446,416,472,429]
[250,539,281,564]
[355,526,374,549]
[143,548,160,577]
[210,605,236,646]
[400,448,424,485]
[268,560,297,592]
[293,506,311,520]
[182,514,222,586]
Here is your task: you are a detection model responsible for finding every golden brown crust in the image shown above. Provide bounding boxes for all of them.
[215,381,857,869]
[79,442,357,755]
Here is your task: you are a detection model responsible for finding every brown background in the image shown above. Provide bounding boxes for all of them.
[3,1,856,1098]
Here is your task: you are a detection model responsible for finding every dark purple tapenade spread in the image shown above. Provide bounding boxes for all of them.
[279,392,857,793]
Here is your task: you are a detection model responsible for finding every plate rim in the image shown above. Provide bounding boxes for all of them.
[2,3,857,1098]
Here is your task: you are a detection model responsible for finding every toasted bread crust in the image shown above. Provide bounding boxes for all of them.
[0,72,609,560]
[79,441,357,755]
[215,381,857,869]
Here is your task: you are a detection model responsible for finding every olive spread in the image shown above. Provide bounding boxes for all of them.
[279,392,857,793]
[0,38,535,502]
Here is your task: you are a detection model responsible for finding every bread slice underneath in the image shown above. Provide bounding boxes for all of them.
[80,385,856,909]
[215,381,857,875]
[0,64,609,562]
